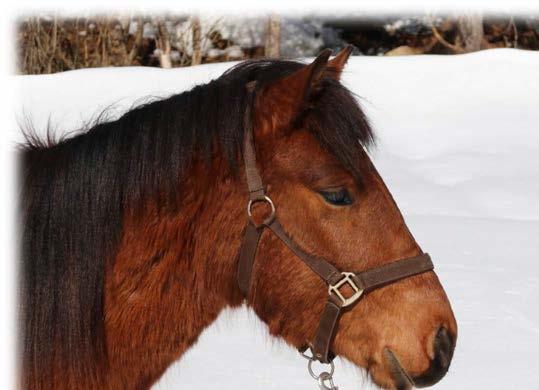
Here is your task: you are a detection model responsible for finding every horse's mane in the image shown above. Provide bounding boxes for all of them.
[19,59,374,384]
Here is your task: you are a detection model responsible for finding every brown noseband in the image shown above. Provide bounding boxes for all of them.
[237,82,434,364]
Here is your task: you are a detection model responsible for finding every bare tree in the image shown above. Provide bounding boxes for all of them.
[47,15,58,73]
[126,16,143,66]
[191,16,202,65]
[457,13,484,52]
[156,19,172,68]
[430,13,485,54]
[265,14,280,58]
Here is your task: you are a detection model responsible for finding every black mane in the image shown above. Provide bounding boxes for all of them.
[19,59,374,383]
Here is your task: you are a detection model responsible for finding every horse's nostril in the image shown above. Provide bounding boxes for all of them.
[435,327,454,369]
[412,327,456,388]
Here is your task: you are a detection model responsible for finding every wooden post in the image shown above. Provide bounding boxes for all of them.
[265,14,281,58]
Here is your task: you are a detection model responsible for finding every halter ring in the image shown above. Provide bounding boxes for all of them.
[247,195,276,225]
[307,358,335,380]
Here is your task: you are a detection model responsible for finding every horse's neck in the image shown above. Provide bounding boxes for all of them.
[103,172,245,388]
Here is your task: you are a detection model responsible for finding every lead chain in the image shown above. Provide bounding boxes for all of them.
[318,371,338,390]
[301,350,338,390]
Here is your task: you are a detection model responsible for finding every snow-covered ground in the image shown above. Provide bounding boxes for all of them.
[15,49,539,389]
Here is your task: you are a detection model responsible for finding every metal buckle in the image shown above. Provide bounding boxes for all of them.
[318,372,338,390]
[247,195,276,225]
[328,272,363,307]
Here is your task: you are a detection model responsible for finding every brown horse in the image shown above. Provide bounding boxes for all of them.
[19,47,457,389]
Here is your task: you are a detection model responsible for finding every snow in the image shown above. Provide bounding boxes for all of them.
[14,48,539,389]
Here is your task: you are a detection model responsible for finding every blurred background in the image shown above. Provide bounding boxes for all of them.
[17,12,539,74]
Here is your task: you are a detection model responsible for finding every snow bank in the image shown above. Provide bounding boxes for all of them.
[15,48,539,389]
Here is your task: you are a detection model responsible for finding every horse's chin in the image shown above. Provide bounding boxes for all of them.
[382,348,415,390]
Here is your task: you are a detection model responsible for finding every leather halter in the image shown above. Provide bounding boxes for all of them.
[237,82,434,364]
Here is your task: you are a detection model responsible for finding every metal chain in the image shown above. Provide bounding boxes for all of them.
[300,350,339,390]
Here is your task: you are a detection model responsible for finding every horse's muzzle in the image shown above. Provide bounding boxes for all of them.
[384,326,455,389]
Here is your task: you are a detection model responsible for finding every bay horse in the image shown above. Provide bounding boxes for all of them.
[19,47,457,389]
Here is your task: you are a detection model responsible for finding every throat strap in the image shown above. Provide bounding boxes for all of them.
[238,223,264,296]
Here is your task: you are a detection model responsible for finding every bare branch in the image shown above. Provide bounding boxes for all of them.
[431,22,465,54]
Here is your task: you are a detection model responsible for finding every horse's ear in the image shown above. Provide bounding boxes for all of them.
[256,49,332,134]
[326,45,354,80]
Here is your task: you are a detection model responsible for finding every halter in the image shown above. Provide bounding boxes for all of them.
[237,82,433,388]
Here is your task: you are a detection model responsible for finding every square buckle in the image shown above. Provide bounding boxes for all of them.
[328,272,363,307]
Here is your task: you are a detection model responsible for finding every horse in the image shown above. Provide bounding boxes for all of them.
[19,46,457,390]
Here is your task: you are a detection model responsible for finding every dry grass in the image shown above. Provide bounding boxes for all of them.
[16,14,260,74]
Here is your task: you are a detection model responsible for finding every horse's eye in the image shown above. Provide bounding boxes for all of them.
[319,189,354,206]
